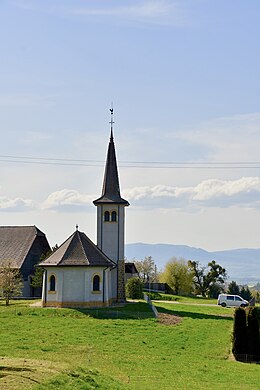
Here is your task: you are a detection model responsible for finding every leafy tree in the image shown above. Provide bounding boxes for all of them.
[0,263,23,305]
[30,245,59,289]
[240,286,252,301]
[126,277,143,299]
[252,290,260,304]
[227,280,240,295]
[188,260,227,297]
[134,256,158,283]
[208,283,224,298]
[159,257,193,295]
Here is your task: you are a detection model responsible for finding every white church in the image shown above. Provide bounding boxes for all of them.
[40,115,129,308]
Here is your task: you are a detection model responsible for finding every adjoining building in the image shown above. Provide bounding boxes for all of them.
[40,117,130,307]
[0,226,50,297]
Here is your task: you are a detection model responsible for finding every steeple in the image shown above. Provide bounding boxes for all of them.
[93,110,129,206]
[93,109,128,303]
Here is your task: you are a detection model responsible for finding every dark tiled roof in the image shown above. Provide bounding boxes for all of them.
[93,131,129,205]
[40,230,115,267]
[125,262,138,274]
[0,226,46,268]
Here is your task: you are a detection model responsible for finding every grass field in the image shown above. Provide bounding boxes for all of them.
[145,292,217,304]
[0,298,259,389]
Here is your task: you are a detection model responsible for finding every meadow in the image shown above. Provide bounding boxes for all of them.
[0,298,259,389]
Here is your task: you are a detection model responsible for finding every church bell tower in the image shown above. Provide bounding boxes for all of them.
[93,109,129,302]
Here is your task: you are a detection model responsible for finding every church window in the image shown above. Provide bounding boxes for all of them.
[93,275,100,291]
[104,211,110,222]
[111,211,117,222]
[50,275,56,291]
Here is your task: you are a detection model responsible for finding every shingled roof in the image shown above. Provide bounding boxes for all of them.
[93,131,129,205]
[40,230,115,267]
[0,226,47,268]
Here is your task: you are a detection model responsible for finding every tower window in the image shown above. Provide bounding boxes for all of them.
[93,275,100,291]
[50,275,56,292]
[111,211,117,222]
[104,211,110,222]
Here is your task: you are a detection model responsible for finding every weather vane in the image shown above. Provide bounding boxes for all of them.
[109,103,114,136]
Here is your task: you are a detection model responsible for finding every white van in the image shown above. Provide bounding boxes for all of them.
[217,294,248,308]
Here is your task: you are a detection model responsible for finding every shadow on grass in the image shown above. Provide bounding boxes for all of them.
[156,305,233,321]
[0,366,33,372]
[75,302,155,320]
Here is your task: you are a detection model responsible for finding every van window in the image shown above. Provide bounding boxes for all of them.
[235,296,242,301]
[227,296,234,300]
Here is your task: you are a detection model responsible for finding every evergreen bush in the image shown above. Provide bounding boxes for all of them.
[232,307,247,361]
[126,277,143,299]
[247,307,260,362]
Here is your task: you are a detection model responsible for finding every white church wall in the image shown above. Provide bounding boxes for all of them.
[43,266,112,307]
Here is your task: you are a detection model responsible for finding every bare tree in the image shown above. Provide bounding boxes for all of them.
[0,263,23,305]
[134,256,159,283]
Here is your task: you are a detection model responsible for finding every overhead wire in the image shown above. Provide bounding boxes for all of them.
[0,154,260,169]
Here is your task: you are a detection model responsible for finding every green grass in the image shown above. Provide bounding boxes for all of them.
[146,291,217,304]
[0,299,259,389]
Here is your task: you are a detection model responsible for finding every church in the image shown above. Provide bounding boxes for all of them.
[40,115,129,307]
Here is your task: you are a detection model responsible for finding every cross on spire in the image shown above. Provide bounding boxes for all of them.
[109,105,114,139]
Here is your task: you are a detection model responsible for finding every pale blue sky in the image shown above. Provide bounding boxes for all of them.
[1,0,260,252]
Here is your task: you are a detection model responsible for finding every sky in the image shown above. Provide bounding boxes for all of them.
[1,0,260,252]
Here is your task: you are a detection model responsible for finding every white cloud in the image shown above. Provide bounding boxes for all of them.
[3,176,260,214]
[42,189,93,212]
[178,112,260,162]
[124,177,260,210]
[0,196,36,211]
[13,0,189,27]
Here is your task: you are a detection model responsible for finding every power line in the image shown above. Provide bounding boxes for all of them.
[1,154,260,169]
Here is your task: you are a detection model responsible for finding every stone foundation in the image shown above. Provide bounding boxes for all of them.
[117,259,126,303]
[42,299,113,308]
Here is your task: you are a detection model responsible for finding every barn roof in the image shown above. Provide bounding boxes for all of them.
[0,226,47,268]
[40,230,115,267]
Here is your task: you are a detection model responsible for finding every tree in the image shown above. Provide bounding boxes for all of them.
[134,256,158,283]
[0,263,23,305]
[247,307,260,361]
[126,277,143,299]
[232,307,247,361]
[188,260,227,297]
[227,280,240,295]
[240,286,252,301]
[159,257,193,295]
[30,245,59,289]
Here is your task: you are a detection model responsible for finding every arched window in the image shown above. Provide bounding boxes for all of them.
[93,275,100,291]
[104,211,110,222]
[111,211,117,222]
[50,275,56,291]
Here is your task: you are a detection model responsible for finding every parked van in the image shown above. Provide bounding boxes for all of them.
[217,294,248,308]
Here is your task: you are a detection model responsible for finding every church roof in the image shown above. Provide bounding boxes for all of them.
[40,230,115,267]
[93,131,129,205]
[0,226,48,268]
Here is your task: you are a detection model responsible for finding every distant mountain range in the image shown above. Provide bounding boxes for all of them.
[125,243,260,285]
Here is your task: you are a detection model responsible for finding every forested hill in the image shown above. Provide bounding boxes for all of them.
[125,243,260,285]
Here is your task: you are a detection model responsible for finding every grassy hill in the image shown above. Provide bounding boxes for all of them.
[0,299,259,389]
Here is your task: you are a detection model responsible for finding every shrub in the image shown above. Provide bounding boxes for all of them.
[145,292,162,300]
[232,307,247,360]
[247,307,260,362]
[126,277,143,299]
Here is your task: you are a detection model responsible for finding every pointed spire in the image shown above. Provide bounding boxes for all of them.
[93,109,129,206]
